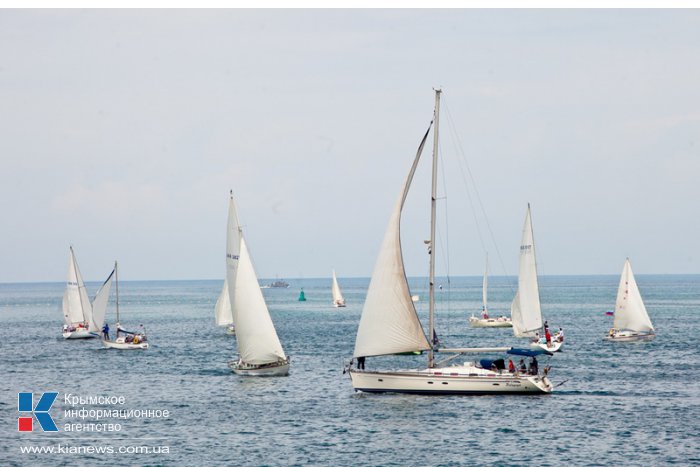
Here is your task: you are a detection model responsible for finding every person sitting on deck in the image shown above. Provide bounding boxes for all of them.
[508,359,515,373]
[481,308,489,319]
[519,359,526,373]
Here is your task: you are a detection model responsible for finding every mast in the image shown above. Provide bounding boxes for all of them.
[115,261,120,323]
[428,88,441,368]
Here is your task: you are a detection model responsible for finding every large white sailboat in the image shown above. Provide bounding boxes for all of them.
[62,246,97,339]
[469,255,512,328]
[225,192,289,376]
[102,261,149,350]
[331,270,346,308]
[348,90,553,395]
[603,258,655,342]
[510,205,563,352]
[215,278,236,335]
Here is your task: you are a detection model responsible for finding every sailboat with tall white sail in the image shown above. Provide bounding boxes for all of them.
[469,254,512,328]
[102,261,149,350]
[331,270,346,307]
[603,258,655,342]
[62,246,97,339]
[215,278,236,335]
[348,90,553,395]
[225,191,289,376]
[510,205,562,352]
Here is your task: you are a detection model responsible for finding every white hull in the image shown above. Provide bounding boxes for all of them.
[531,340,563,352]
[350,365,552,395]
[469,316,512,328]
[334,301,346,308]
[102,337,149,350]
[62,328,96,339]
[228,358,290,376]
[603,330,655,342]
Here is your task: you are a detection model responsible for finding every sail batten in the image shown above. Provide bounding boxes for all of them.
[613,259,654,332]
[353,124,433,358]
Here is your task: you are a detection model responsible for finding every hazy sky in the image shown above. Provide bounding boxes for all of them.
[1,9,699,282]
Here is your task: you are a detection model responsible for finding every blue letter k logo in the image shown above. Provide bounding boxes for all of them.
[18,392,59,432]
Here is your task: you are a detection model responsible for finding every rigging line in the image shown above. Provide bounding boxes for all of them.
[437,137,453,338]
[443,100,516,294]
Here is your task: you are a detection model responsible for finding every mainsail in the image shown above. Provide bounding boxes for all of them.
[226,194,286,364]
[613,259,654,332]
[511,205,543,337]
[353,125,433,358]
[62,247,92,326]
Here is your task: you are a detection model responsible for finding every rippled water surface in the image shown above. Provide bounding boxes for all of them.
[1,275,699,466]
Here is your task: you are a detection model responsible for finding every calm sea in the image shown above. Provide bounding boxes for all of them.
[1,275,699,466]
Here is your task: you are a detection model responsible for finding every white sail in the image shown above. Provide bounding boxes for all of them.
[91,268,115,332]
[353,127,432,358]
[511,205,543,337]
[613,259,654,332]
[331,270,345,305]
[62,247,92,326]
[226,195,286,364]
[214,278,233,326]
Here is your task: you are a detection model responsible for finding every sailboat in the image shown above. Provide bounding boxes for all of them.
[348,90,553,395]
[225,191,289,376]
[603,258,655,342]
[61,246,98,339]
[510,205,562,352]
[102,261,149,350]
[469,255,512,328]
[215,278,236,335]
[331,270,346,307]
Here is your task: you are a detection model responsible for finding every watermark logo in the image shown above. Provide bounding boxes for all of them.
[18,392,59,432]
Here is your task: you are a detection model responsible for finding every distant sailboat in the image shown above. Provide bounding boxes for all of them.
[225,191,289,376]
[331,270,346,307]
[62,246,97,339]
[298,288,307,302]
[469,254,512,328]
[348,90,553,395]
[603,258,655,342]
[511,205,562,352]
[102,261,149,350]
[215,278,235,335]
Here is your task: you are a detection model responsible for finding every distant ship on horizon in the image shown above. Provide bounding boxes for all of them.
[261,279,290,289]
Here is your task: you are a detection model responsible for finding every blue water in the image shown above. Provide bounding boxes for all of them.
[1,275,699,466]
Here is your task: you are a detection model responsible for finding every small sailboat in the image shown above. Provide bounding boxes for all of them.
[469,255,512,328]
[101,262,149,350]
[348,90,553,395]
[225,191,289,376]
[215,278,235,335]
[603,258,655,342]
[510,205,563,352]
[62,246,98,339]
[298,288,307,302]
[331,270,346,307]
